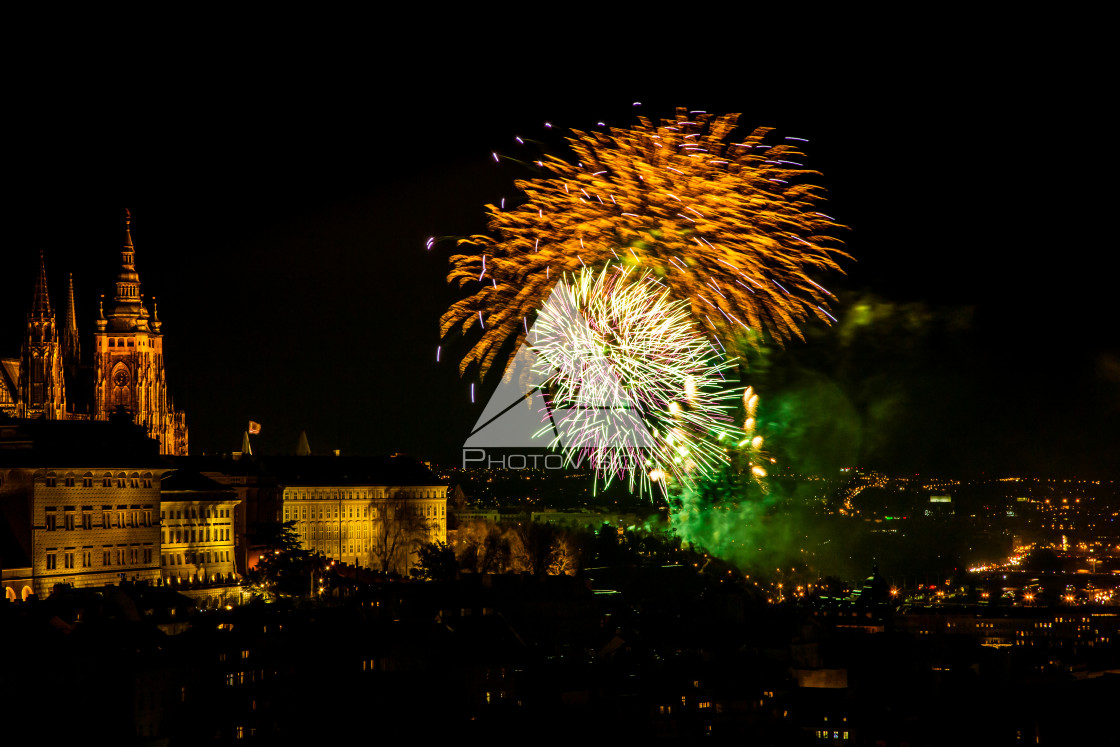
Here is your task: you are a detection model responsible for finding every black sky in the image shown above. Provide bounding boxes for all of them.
[6,36,1115,478]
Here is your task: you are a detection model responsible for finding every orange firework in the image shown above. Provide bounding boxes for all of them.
[442,107,848,379]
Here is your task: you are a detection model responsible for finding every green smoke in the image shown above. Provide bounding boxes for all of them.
[666,468,808,573]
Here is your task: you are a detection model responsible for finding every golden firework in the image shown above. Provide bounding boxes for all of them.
[443,107,848,379]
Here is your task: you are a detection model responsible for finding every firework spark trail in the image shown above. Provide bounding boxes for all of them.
[530,265,744,495]
[442,107,848,380]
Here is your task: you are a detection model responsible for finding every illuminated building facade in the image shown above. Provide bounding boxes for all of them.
[0,210,188,455]
[0,418,168,600]
[282,483,446,575]
[0,253,72,420]
[159,470,240,590]
[194,455,448,577]
[93,211,187,455]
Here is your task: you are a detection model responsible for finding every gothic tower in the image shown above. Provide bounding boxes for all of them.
[62,273,80,367]
[20,251,67,419]
[93,210,188,455]
[61,272,83,411]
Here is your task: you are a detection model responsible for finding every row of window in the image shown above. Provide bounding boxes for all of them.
[309,541,370,555]
[163,528,231,544]
[163,507,232,520]
[286,488,445,501]
[46,477,153,488]
[106,335,155,347]
[44,547,154,569]
[45,510,154,530]
[162,550,230,566]
[301,522,443,541]
[284,503,445,521]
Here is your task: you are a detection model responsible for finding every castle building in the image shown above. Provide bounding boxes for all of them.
[0,418,169,600]
[0,210,187,455]
[93,211,187,455]
[159,470,240,588]
[282,481,447,575]
[198,455,447,576]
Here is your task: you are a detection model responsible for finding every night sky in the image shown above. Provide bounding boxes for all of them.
[6,45,1115,478]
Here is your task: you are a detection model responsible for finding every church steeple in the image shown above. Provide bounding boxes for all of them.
[30,250,52,319]
[92,209,186,455]
[62,272,80,367]
[116,208,140,301]
[106,208,147,331]
[21,250,66,418]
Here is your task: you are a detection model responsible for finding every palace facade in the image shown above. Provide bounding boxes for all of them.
[197,455,447,577]
[0,417,169,600]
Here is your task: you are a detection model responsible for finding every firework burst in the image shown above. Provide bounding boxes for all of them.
[530,264,743,494]
[442,107,848,379]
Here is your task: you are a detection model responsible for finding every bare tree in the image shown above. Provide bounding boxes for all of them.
[452,519,580,577]
[368,489,434,575]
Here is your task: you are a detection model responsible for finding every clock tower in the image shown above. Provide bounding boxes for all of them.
[93,210,188,455]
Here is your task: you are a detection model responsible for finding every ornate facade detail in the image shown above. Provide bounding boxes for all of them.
[1,211,188,455]
[19,252,67,419]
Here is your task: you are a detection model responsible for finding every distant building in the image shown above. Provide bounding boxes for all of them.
[197,455,447,576]
[0,210,187,455]
[0,417,169,599]
[927,494,954,518]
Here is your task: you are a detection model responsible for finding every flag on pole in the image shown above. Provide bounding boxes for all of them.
[248,421,261,435]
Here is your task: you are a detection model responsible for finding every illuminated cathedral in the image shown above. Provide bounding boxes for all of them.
[0,211,188,455]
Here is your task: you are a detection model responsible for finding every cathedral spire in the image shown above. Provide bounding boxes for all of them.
[63,272,80,366]
[115,208,141,304]
[22,250,65,418]
[105,209,145,331]
[30,250,52,318]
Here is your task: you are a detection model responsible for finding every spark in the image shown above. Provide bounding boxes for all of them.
[531,265,744,495]
[442,106,848,381]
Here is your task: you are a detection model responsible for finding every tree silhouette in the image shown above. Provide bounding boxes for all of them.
[411,541,458,581]
[248,520,311,596]
[367,490,434,575]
